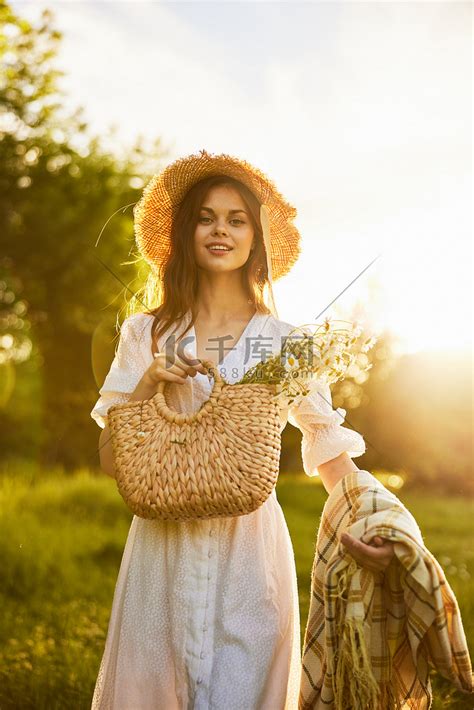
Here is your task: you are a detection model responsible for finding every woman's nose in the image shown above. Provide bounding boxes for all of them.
[214,223,228,235]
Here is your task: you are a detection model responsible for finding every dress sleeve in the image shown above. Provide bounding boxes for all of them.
[286,376,366,476]
[90,314,149,429]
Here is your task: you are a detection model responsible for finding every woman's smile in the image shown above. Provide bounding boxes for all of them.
[206,243,233,256]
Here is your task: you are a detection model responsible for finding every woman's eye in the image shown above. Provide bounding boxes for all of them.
[198,217,245,226]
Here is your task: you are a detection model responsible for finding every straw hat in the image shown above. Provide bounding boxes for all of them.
[133,149,301,282]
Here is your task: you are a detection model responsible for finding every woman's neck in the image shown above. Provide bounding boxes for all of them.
[195,273,254,323]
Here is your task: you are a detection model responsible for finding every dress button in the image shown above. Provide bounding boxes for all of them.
[200,651,205,659]
[197,677,203,685]
[208,550,212,558]
[203,624,208,632]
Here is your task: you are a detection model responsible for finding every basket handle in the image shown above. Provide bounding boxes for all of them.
[152,358,225,424]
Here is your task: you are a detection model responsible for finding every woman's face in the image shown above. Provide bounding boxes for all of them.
[193,184,255,275]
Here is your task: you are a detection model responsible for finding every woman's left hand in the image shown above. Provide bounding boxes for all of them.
[340,533,395,572]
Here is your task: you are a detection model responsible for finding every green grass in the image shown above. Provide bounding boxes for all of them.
[0,463,472,709]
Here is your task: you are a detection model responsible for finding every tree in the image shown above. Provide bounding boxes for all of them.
[0,3,167,466]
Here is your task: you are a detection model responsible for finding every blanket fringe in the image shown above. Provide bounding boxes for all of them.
[332,562,402,710]
[333,617,380,710]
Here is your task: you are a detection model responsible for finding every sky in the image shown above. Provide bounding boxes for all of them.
[12,0,472,356]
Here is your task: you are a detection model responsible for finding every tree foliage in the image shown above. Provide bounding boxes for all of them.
[0,3,166,466]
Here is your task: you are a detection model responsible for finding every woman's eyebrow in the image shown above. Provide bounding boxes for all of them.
[200,206,248,215]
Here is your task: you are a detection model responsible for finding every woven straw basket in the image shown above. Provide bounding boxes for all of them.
[107,360,282,522]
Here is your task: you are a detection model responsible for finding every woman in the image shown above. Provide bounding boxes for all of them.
[90,150,394,709]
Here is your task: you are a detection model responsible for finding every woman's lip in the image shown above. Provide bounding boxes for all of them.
[207,249,232,256]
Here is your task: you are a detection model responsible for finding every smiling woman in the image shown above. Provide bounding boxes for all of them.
[90,149,393,710]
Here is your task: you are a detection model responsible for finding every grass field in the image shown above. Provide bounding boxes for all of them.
[0,463,473,709]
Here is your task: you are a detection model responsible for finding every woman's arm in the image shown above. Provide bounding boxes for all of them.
[316,451,360,494]
[318,453,395,571]
[98,373,158,479]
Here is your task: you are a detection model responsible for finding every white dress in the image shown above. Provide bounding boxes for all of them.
[90,310,366,710]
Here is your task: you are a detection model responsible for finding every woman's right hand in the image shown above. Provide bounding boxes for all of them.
[142,344,208,388]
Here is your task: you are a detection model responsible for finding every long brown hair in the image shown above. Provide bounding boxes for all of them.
[133,175,272,355]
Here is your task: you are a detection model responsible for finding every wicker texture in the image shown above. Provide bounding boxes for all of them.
[133,148,301,281]
[107,360,282,522]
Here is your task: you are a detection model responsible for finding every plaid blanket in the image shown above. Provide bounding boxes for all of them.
[299,470,473,710]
